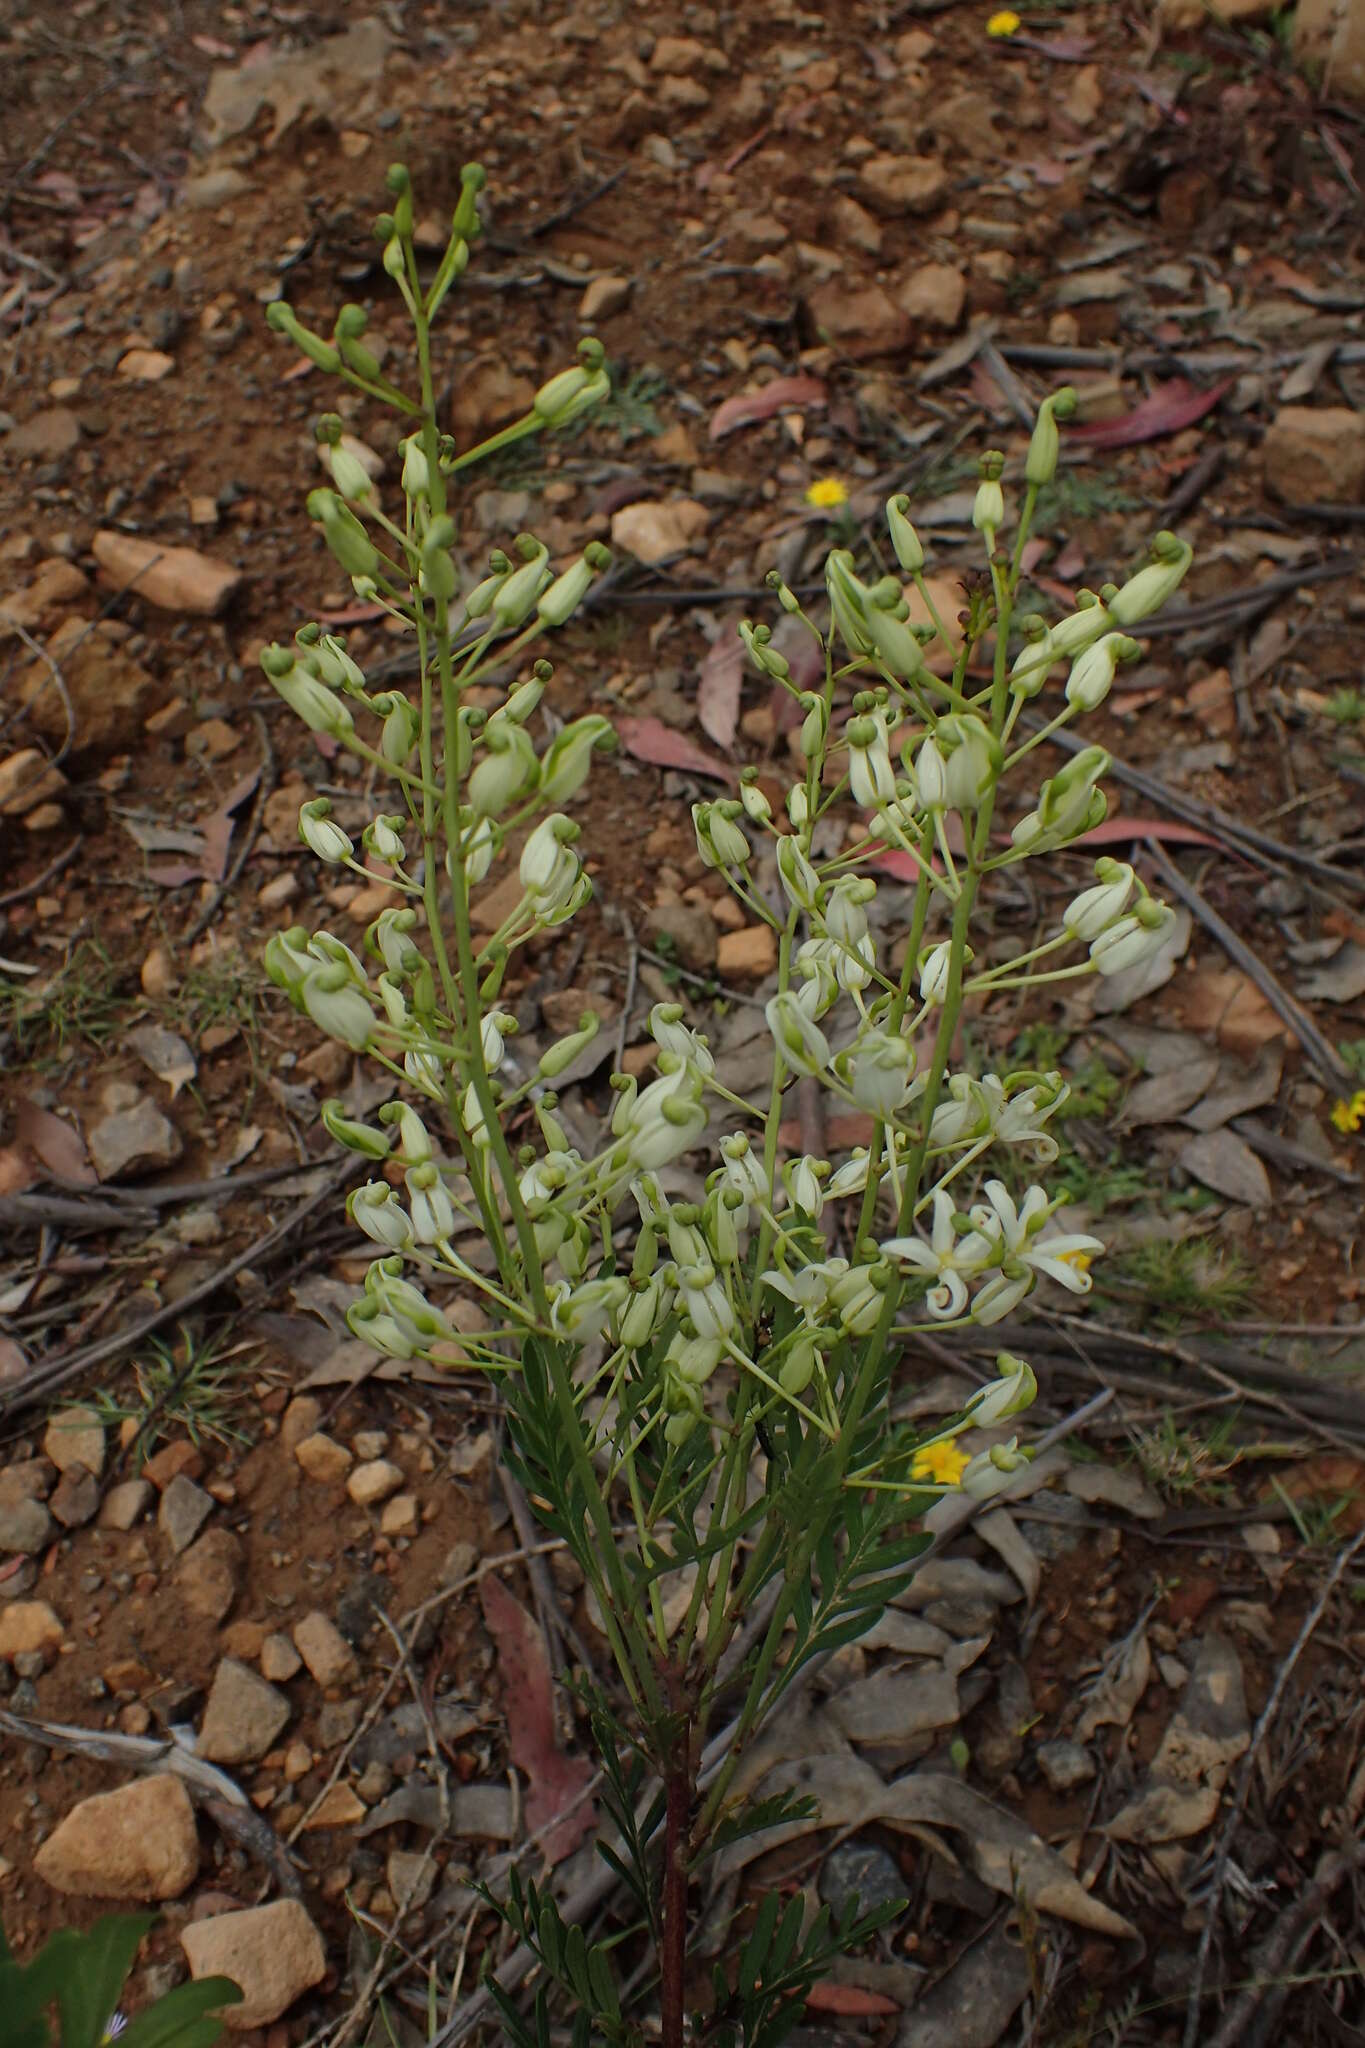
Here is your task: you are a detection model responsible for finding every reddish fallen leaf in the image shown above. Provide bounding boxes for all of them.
[1067,379,1233,450]
[1019,537,1050,577]
[709,375,827,443]
[480,1575,596,1863]
[145,862,206,888]
[698,629,743,752]
[281,357,315,383]
[200,768,261,883]
[1078,818,1220,851]
[805,1982,901,2017]
[617,716,732,782]
[0,1146,36,1197]
[1008,32,1094,60]
[1053,536,1088,580]
[16,1097,95,1186]
[0,1554,29,1583]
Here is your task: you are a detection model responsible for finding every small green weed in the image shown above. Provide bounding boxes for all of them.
[568,361,668,445]
[1324,687,1365,726]
[1101,1236,1256,1325]
[0,939,127,1064]
[87,1321,256,1458]
[1035,471,1141,526]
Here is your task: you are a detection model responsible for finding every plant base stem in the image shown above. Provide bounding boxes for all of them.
[660,1737,692,2048]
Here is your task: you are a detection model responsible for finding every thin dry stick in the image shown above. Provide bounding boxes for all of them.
[1182,1525,1365,2048]
[1205,1839,1365,2048]
[1144,839,1353,1093]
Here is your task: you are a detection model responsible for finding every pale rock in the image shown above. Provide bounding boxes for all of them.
[1065,63,1103,126]
[260,1633,302,1682]
[1295,0,1365,101]
[294,1433,353,1484]
[257,871,300,912]
[9,409,81,460]
[118,348,176,383]
[183,167,249,207]
[189,496,219,526]
[827,194,883,256]
[731,210,788,251]
[99,1480,153,1531]
[198,1659,291,1763]
[186,717,240,761]
[0,1601,64,1658]
[92,530,242,616]
[716,925,778,978]
[0,750,66,817]
[387,1849,436,1909]
[43,1405,106,1477]
[175,1526,243,1621]
[650,34,709,72]
[578,274,633,321]
[24,801,64,834]
[1263,405,1365,503]
[0,1498,54,1554]
[610,498,710,564]
[292,1611,356,1688]
[280,1395,322,1455]
[20,618,159,757]
[450,360,536,449]
[0,1460,53,1507]
[141,946,176,1000]
[896,261,967,332]
[805,280,911,355]
[658,75,710,110]
[297,1039,350,1087]
[298,1782,366,1831]
[89,1099,183,1182]
[379,1493,418,1538]
[648,901,718,970]
[160,1475,214,1555]
[180,1899,326,2031]
[351,1430,388,1461]
[33,1775,199,1899]
[283,1739,313,1781]
[859,153,947,217]
[0,555,88,630]
[347,1459,404,1508]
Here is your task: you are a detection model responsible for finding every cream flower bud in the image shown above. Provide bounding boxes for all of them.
[620,1276,665,1350]
[363,815,406,865]
[539,715,614,805]
[521,813,582,913]
[480,1010,513,1070]
[918,939,962,1007]
[538,1013,600,1078]
[378,692,420,764]
[849,1030,915,1119]
[787,783,810,829]
[456,812,496,885]
[766,991,830,1076]
[302,966,373,1049]
[847,712,897,806]
[299,799,353,864]
[406,1162,456,1245]
[829,1262,886,1336]
[329,442,375,502]
[1108,531,1193,626]
[739,620,791,681]
[779,1336,818,1397]
[776,834,820,911]
[692,801,750,870]
[912,735,947,811]
[348,1297,417,1360]
[1048,593,1112,657]
[961,1436,1031,1500]
[492,540,551,628]
[468,724,538,818]
[964,1353,1038,1427]
[537,542,611,627]
[886,493,924,573]
[1090,900,1175,975]
[1009,622,1058,700]
[349,1180,413,1250]
[798,693,829,763]
[864,598,925,681]
[937,714,1000,811]
[1065,633,1139,713]
[972,453,1005,536]
[321,1101,389,1159]
[400,436,430,500]
[1064,858,1134,942]
[826,550,875,659]
[261,646,355,739]
[739,773,772,824]
[405,1048,445,1100]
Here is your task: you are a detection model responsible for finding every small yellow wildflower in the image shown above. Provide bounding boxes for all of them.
[911,1438,969,1488]
[1330,1089,1365,1135]
[805,476,849,510]
[987,8,1022,34]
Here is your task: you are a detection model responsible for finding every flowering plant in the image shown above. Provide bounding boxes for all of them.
[263,164,1187,2046]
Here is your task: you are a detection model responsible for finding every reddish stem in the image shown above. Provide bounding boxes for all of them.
[660,1739,692,2048]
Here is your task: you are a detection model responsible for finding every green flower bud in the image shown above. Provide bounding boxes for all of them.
[266,301,341,373]
[1109,531,1194,627]
[538,1012,600,1078]
[537,541,611,626]
[299,797,353,863]
[739,619,790,682]
[491,539,550,627]
[302,964,373,1049]
[468,722,538,817]
[382,236,406,282]
[539,714,615,804]
[452,162,487,243]
[322,1101,391,1160]
[400,436,430,500]
[328,442,374,503]
[1025,386,1076,488]
[376,691,420,764]
[886,494,924,573]
[420,534,458,602]
[261,645,354,739]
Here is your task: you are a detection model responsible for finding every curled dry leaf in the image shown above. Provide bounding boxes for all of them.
[708,374,827,442]
[1177,1128,1272,1209]
[697,627,744,752]
[1076,1630,1152,1742]
[616,715,732,783]
[16,1096,95,1186]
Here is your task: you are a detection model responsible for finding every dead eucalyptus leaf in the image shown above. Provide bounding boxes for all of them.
[1298,941,1365,1004]
[1119,1051,1220,1129]
[975,1509,1042,1606]
[826,1666,959,1746]
[1181,1045,1283,1133]
[1106,1780,1219,1845]
[126,1021,198,1100]
[1076,1631,1152,1741]
[1177,1128,1272,1209]
[1065,1464,1163,1520]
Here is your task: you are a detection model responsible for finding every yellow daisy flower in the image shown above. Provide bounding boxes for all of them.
[1330,1089,1365,1135]
[911,1438,969,1487]
[805,476,849,510]
[987,9,1022,34]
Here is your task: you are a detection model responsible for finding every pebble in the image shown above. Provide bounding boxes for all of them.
[351,1430,389,1462]
[292,1611,356,1688]
[180,1898,326,2031]
[1263,404,1365,504]
[819,1839,907,1917]
[159,1475,214,1556]
[261,1633,303,1683]
[294,1434,353,1485]
[715,925,777,979]
[142,1440,206,1490]
[298,1782,366,1831]
[0,1602,64,1659]
[175,1526,243,1622]
[859,152,947,216]
[648,901,718,971]
[1035,1739,1098,1794]
[280,1395,322,1454]
[43,1406,106,1477]
[578,274,633,322]
[49,1468,100,1530]
[33,1774,199,1900]
[387,1849,436,1910]
[89,1099,183,1182]
[0,1498,55,1555]
[117,348,176,383]
[257,871,300,912]
[140,946,177,1000]
[186,717,240,761]
[0,749,67,818]
[0,1460,53,1507]
[91,529,242,617]
[346,1459,404,1508]
[355,1761,392,1804]
[197,1659,291,1764]
[9,408,81,459]
[379,1494,418,1538]
[317,1698,364,1748]
[896,261,967,332]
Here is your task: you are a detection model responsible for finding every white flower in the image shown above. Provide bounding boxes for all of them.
[780,1155,825,1220]
[937,714,999,812]
[550,1275,628,1340]
[693,800,750,870]
[349,1182,413,1250]
[649,1002,715,1078]
[828,1262,887,1335]
[766,991,830,1076]
[404,1048,445,1099]
[1064,860,1134,942]
[848,1030,915,1120]
[1090,902,1175,975]
[717,1132,769,1217]
[299,800,352,864]
[481,1010,514,1071]
[679,1263,734,1339]
[777,834,821,912]
[827,1149,872,1199]
[913,736,947,811]
[960,1181,1103,1295]
[520,814,582,914]
[1108,532,1192,626]
[1065,632,1138,713]
[919,940,962,1007]
[794,938,841,1018]
[1047,595,1112,657]
[847,711,897,806]
[406,1165,456,1244]
[823,877,875,949]
[882,1190,989,1320]
[764,1257,847,1327]
[302,969,373,1049]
